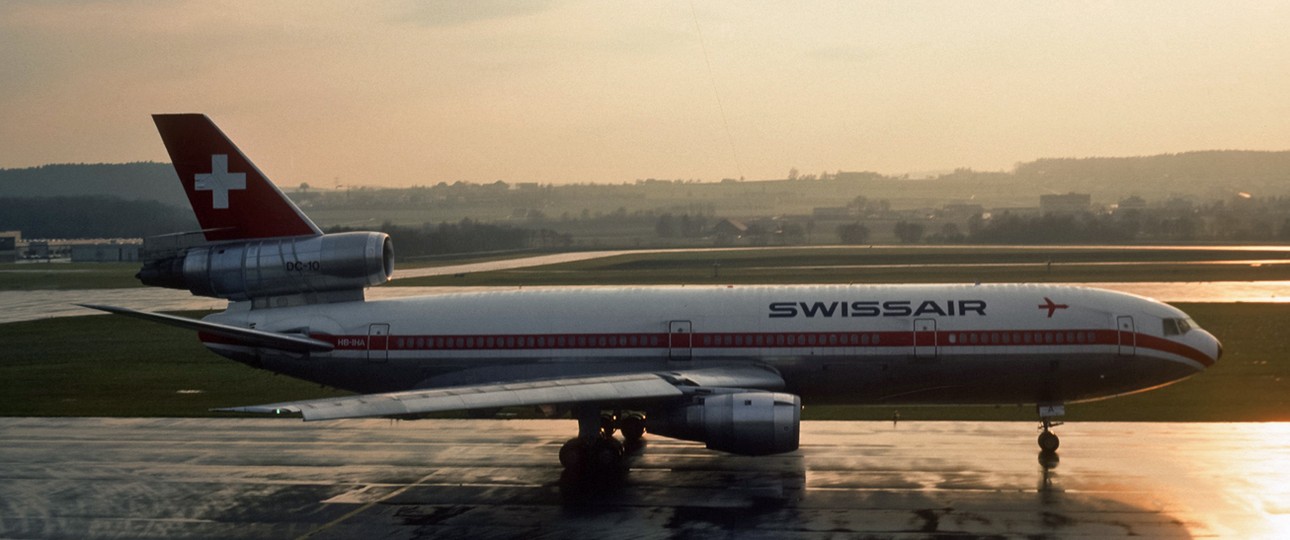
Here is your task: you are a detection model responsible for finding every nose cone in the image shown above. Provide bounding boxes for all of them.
[1198,329,1222,368]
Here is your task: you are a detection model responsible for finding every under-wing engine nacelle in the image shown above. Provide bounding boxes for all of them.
[646,391,801,456]
[137,232,393,302]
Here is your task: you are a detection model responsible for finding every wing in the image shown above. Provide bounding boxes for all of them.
[216,365,785,421]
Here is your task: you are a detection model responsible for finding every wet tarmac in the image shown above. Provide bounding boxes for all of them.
[2,418,1287,539]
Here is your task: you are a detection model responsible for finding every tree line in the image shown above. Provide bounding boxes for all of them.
[0,196,196,238]
[327,219,572,259]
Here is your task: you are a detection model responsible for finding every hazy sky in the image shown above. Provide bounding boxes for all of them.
[3,1,1290,186]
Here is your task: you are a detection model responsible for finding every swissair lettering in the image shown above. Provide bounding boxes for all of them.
[769,300,987,318]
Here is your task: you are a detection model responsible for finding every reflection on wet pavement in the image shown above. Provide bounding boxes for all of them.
[1,419,1286,538]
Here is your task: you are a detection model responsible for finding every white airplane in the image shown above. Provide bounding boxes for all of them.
[86,114,1222,472]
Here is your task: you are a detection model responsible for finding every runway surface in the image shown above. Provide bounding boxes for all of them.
[1,418,1287,539]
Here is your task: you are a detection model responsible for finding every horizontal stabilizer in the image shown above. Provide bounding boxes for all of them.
[77,304,334,353]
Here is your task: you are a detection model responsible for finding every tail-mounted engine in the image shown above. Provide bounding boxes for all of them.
[646,391,801,455]
[137,232,393,302]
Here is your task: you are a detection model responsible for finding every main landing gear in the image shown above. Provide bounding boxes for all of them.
[1037,404,1064,454]
[558,408,646,474]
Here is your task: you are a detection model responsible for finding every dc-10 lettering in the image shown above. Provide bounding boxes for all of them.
[85,114,1222,477]
[768,300,987,318]
[284,260,321,272]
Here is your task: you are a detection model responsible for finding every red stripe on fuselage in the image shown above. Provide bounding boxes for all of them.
[270,328,1211,367]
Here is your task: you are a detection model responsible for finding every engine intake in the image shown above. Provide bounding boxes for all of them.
[138,232,393,302]
[646,391,801,455]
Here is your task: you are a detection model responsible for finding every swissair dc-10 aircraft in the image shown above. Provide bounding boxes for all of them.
[86,114,1222,471]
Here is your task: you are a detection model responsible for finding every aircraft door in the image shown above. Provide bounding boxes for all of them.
[669,320,692,360]
[1116,316,1136,356]
[367,323,390,362]
[914,318,937,358]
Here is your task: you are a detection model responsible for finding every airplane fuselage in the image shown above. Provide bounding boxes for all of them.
[203,283,1218,408]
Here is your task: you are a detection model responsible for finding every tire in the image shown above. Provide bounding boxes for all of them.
[1038,431,1060,453]
[620,415,645,441]
[559,438,586,469]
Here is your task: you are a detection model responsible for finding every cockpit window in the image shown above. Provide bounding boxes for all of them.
[1163,318,1195,336]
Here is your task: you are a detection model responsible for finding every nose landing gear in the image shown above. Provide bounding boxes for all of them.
[1038,422,1060,453]
[1037,403,1064,454]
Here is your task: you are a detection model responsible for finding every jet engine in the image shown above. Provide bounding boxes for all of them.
[646,391,801,455]
[137,232,393,302]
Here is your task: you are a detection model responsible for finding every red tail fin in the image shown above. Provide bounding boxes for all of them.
[153,114,321,242]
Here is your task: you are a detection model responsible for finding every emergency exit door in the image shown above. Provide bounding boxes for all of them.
[1117,316,1136,356]
[914,318,937,358]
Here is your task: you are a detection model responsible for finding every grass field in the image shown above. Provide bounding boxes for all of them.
[393,246,1290,287]
[0,251,542,291]
[1,303,1285,422]
[7,246,1290,291]
[0,263,142,290]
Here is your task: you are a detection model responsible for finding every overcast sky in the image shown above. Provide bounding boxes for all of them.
[3,1,1289,186]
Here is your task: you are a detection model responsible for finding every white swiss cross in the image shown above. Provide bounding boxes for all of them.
[194,154,246,209]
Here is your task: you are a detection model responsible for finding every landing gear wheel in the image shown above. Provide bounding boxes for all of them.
[1038,430,1060,453]
[559,437,624,472]
[588,437,624,470]
[620,414,645,442]
[559,438,587,470]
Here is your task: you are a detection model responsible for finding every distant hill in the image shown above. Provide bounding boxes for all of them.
[0,196,198,239]
[2,150,1289,220]
[0,162,187,207]
[1012,150,1290,199]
